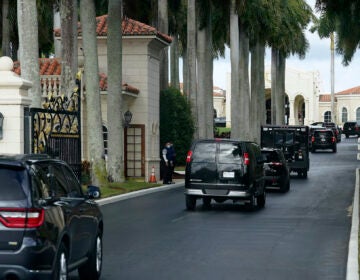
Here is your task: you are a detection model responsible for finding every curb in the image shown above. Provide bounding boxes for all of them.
[96,181,184,206]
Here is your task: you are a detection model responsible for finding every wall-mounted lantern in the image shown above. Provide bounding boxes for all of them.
[0,112,4,140]
[123,110,133,128]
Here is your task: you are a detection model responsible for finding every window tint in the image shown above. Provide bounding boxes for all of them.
[262,151,279,162]
[219,142,242,163]
[30,165,52,199]
[192,142,216,163]
[0,168,27,200]
[61,164,82,197]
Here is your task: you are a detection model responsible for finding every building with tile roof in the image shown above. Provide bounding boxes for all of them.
[50,16,171,181]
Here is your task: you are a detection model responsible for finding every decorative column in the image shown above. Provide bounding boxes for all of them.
[289,99,295,125]
[0,56,32,153]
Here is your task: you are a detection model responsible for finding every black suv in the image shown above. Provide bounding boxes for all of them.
[261,148,290,193]
[343,121,360,138]
[0,154,103,280]
[311,129,337,153]
[184,139,266,210]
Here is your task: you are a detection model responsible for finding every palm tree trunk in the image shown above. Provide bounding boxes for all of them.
[250,41,265,143]
[230,0,240,139]
[2,0,11,57]
[187,0,198,138]
[239,24,250,141]
[271,48,278,124]
[182,50,188,97]
[60,0,78,97]
[277,52,286,125]
[158,0,169,90]
[107,0,124,182]
[17,0,41,108]
[80,0,106,186]
[170,35,180,89]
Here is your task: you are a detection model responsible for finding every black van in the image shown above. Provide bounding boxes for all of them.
[184,139,266,210]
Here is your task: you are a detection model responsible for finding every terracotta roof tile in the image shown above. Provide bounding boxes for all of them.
[54,15,172,44]
[12,58,139,95]
[336,86,360,95]
[319,94,337,102]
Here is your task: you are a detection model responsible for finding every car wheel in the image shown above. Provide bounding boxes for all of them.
[280,180,289,193]
[185,195,196,211]
[78,231,103,280]
[311,148,315,153]
[202,197,211,208]
[346,134,349,138]
[257,192,266,208]
[302,170,308,178]
[53,243,68,280]
[333,146,337,153]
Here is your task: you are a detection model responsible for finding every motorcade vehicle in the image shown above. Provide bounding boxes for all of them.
[311,128,337,153]
[261,125,310,178]
[343,121,360,138]
[184,139,266,210]
[0,154,103,280]
[310,122,341,142]
[261,148,290,192]
[309,125,324,148]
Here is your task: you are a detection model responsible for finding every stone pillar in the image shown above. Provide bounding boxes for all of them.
[289,99,295,125]
[0,56,32,153]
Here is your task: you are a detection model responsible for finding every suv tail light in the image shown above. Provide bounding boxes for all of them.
[331,136,336,143]
[311,136,315,143]
[244,153,250,165]
[0,208,45,228]
[186,151,193,163]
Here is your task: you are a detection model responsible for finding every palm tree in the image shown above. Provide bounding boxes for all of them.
[79,0,106,185]
[315,0,360,66]
[269,0,313,125]
[107,0,124,182]
[17,0,41,108]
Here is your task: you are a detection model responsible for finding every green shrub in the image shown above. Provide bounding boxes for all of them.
[160,87,195,166]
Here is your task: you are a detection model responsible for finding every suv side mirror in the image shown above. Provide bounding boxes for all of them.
[87,185,101,199]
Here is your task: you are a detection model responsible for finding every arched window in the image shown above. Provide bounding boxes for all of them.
[324,111,331,123]
[103,125,108,155]
[342,107,348,123]
[357,108,360,121]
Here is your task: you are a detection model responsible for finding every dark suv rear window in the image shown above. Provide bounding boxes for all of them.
[0,168,27,200]
[219,142,242,164]
[193,142,216,163]
[314,131,333,137]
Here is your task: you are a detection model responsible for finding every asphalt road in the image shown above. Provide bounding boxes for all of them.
[73,137,359,280]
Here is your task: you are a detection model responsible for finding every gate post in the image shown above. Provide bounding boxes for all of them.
[0,56,32,153]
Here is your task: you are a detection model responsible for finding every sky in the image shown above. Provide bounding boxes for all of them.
[210,0,360,94]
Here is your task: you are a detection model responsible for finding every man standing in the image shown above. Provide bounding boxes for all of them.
[161,142,175,184]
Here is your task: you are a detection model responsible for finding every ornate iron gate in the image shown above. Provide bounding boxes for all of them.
[30,88,81,178]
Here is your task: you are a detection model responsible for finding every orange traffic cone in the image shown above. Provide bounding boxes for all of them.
[149,166,157,183]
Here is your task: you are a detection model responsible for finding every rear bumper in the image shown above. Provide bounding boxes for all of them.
[0,265,52,280]
[184,188,250,198]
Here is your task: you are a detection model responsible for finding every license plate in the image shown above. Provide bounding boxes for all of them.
[223,171,235,178]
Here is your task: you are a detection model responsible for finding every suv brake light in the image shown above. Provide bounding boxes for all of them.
[244,153,250,165]
[0,208,45,228]
[311,136,315,142]
[186,151,193,163]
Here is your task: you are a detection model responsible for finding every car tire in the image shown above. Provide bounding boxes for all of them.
[78,231,103,280]
[333,146,337,153]
[257,192,266,208]
[53,243,68,280]
[202,197,211,208]
[185,195,196,211]
[346,134,349,138]
[280,180,290,193]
